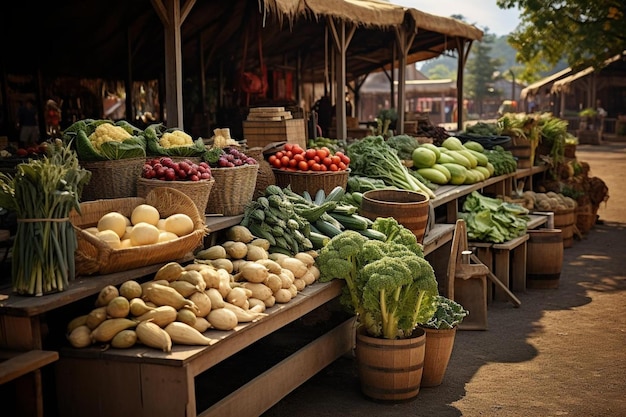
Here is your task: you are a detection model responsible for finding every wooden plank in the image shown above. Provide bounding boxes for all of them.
[198,317,355,417]
[248,107,285,113]
[470,254,521,307]
[0,349,58,384]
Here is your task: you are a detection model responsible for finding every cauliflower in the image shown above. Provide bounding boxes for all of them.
[88,123,132,150]
[159,130,193,148]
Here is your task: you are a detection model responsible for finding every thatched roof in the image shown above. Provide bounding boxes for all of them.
[1,0,482,83]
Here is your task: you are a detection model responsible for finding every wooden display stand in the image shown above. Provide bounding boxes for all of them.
[447,220,490,330]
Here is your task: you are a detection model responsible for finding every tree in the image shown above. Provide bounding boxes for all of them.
[464,31,504,117]
[497,1,626,78]
[425,64,456,80]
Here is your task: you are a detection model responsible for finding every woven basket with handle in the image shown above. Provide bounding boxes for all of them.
[136,178,215,216]
[70,187,207,276]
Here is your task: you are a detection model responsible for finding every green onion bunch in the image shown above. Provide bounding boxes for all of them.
[0,139,91,296]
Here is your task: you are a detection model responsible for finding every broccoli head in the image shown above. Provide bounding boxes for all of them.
[372,217,424,257]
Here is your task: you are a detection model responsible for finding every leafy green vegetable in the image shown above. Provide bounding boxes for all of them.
[62,119,146,161]
[459,191,529,243]
[317,217,438,340]
[385,134,421,160]
[421,295,469,330]
[144,123,207,157]
[346,136,435,198]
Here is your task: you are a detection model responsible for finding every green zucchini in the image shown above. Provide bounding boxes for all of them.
[314,188,326,205]
[357,228,387,241]
[309,231,331,249]
[327,212,370,230]
[324,186,346,203]
[314,219,343,237]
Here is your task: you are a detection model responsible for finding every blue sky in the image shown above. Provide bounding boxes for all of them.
[389,0,522,36]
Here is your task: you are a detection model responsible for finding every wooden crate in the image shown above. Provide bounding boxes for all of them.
[243,118,306,149]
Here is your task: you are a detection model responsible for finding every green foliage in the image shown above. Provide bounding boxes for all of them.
[497,0,626,74]
[144,123,206,157]
[422,295,469,330]
[465,30,504,115]
[459,191,529,243]
[316,220,439,340]
[346,135,435,198]
[62,119,146,161]
[385,135,421,160]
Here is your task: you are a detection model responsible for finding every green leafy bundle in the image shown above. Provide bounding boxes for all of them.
[0,140,91,295]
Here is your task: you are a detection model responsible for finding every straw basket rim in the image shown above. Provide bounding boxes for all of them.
[272,168,350,195]
[71,187,207,276]
[136,177,215,216]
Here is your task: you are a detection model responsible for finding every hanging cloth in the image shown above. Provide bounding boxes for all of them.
[239,27,268,102]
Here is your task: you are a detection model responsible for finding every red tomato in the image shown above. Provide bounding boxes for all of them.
[338,161,347,171]
[271,157,282,168]
[322,156,332,166]
[293,153,305,162]
[337,152,351,164]
[329,163,339,171]
[311,163,322,171]
[331,155,341,165]
[316,148,329,159]
[285,150,293,159]
[280,155,290,167]
[318,164,327,171]
[284,143,294,152]
[292,144,304,155]
[289,159,298,168]
[275,151,284,159]
[305,148,317,160]
[297,160,309,171]
[268,155,277,165]
[307,159,316,167]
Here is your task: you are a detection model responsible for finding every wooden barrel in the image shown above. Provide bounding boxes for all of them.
[355,326,425,402]
[359,189,430,243]
[553,208,576,248]
[526,229,563,289]
[421,327,457,387]
[509,143,532,168]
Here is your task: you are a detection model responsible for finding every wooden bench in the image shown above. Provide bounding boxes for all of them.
[0,349,59,417]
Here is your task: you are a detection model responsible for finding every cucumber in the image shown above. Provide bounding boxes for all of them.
[357,228,387,241]
[314,219,343,237]
[309,231,331,249]
[324,186,346,203]
[328,212,370,230]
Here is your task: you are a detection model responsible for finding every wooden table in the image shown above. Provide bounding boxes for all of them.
[55,280,352,417]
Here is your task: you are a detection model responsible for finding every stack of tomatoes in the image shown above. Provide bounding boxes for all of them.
[267,143,350,172]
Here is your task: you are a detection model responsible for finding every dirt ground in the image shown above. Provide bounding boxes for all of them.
[262,141,626,417]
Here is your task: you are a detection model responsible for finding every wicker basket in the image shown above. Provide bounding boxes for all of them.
[205,164,259,216]
[246,147,276,199]
[81,157,146,201]
[136,178,215,216]
[70,187,207,276]
[272,168,349,195]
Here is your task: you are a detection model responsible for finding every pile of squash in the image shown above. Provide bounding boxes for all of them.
[66,225,320,352]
